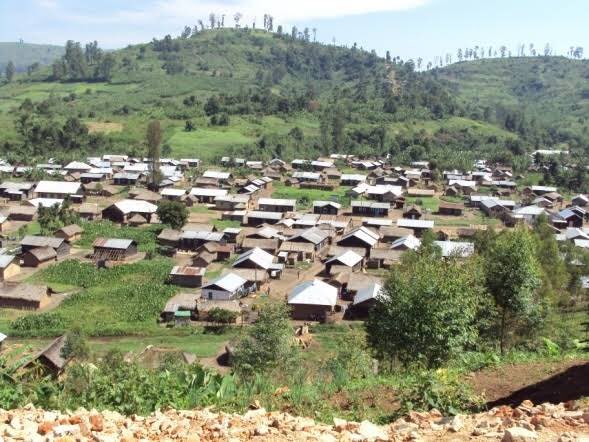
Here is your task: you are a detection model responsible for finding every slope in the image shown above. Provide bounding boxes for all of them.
[0,42,65,72]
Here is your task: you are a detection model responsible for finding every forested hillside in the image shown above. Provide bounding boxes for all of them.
[0,29,586,169]
[0,42,64,72]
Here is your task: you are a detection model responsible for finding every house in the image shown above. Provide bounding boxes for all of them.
[278,241,316,265]
[157,229,181,248]
[202,170,232,183]
[161,293,197,323]
[201,273,253,300]
[350,282,383,318]
[92,238,138,261]
[292,171,321,183]
[390,235,421,251]
[288,279,338,321]
[325,250,364,275]
[169,266,206,288]
[396,219,434,237]
[523,185,557,196]
[0,182,35,200]
[64,161,92,174]
[337,226,380,252]
[367,248,402,269]
[189,187,228,204]
[0,284,51,310]
[215,194,251,211]
[233,247,275,271]
[0,254,20,281]
[22,247,57,267]
[351,201,390,217]
[23,335,69,377]
[245,210,283,226]
[113,172,141,186]
[403,204,422,220]
[513,205,546,224]
[557,208,583,228]
[379,226,414,242]
[20,236,70,257]
[179,231,224,251]
[340,174,367,186]
[102,199,157,224]
[287,227,330,252]
[76,203,101,220]
[257,198,296,213]
[7,205,36,221]
[438,202,464,216]
[313,201,341,215]
[54,224,84,242]
[34,181,82,200]
[572,195,589,207]
[160,188,187,201]
[241,237,280,254]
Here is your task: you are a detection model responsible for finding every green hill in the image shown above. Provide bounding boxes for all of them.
[435,57,589,145]
[0,42,64,73]
[0,30,585,168]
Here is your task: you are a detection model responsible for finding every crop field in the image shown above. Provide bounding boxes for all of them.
[271,183,352,208]
[404,196,440,212]
[9,259,177,337]
[76,220,160,253]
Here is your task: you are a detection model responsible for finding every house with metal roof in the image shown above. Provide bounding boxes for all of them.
[102,199,158,224]
[288,279,338,321]
[92,238,138,261]
[313,201,341,215]
[201,273,252,300]
[337,226,380,251]
[325,250,364,275]
[0,254,19,281]
[351,200,391,217]
[20,236,70,256]
[396,219,434,236]
[233,247,275,270]
[258,197,296,213]
[286,227,330,252]
[350,282,383,318]
[434,241,474,258]
[169,266,206,288]
[189,187,228,203]
[34,181,82,199]
[391,235,421,251]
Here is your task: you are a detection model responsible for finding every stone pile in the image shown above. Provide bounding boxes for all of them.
[0,400,588,441]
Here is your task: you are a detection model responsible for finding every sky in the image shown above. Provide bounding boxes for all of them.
[1,0,588,62]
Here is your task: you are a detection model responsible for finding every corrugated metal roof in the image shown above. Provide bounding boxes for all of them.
[170,266,206,276]
[93,238,135,249]
[288,279,337,306]
[35,180,81,195]
[203,272,247,292]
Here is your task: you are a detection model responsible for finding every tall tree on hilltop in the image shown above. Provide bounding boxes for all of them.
[234,12,242,28]
[5,61,15,82]
[146,120,162,190]
[208,13,216,29]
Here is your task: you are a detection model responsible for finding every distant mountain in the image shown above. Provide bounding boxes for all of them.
[435,57,589,143]
[0,42,65,72]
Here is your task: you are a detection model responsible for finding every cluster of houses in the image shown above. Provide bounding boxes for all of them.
[0,152,587,327]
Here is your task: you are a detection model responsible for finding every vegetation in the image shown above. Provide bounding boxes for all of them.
[75,220,160,253]
[157,200,188,229]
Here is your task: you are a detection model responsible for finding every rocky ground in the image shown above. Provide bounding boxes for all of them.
[1,400,588,441]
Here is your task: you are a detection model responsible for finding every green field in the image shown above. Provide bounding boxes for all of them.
[271,183,352,208]
[405,196,440,212]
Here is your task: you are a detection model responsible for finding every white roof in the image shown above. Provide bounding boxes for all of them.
[573,239,589,249]
[161,188,187,197]
[397,219,434,229]
[341,174,367,182]
[113,199,158,214]
[326,250,363,267]
[434,241,474,258]
[391,235,421,250]
[366,185,403,196]
[288,279,337,306]
[292,171,320,180]
[514,205,545,216]
[28,198,63,208]
[35,180,81,195]
[340,226,380,247]
[258,197,296,207]
[353,282,383,305]
[203,272,247,292]
[448,179,477,188]
[190,187,228,197]
[64,161,92,171]
[203,170,230,180]
[233,247,274,270]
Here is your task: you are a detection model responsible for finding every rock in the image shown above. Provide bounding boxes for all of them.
[447,415,465,432]
[357,420,389,441]
[255,424,269,436]
[333,417,348,432]
[582,413,589,424]
[90,413,104,432]
[502,427,538,442]
[52,424,80,437]
[38,420,55,435]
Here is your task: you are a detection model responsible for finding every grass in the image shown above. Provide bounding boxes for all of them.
[405,196,439,212]
[76,220,160,253]
[168,125,254,160]
[212,219,241,230]
[271,183,351,208]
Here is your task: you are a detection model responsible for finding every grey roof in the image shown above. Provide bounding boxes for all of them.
[288,227,329,245]
[288,279,337,306]
[396,219,435,229]
[202,272,247,292]
[93,238,135,249]
[20,236,65,249]
[0,254,16,269]
[233,247,274,270]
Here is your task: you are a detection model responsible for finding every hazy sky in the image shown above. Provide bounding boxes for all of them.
[1,0,587,62]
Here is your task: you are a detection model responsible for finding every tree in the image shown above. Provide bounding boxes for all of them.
[146,120,162,189]
[366,250,481,368]
[208,13,216,29]
[483,228,541,354]
[184,120,195,131]
[156,200,188,230]
[61,327,90,360]
[97,53,116,81]
[233,12,242,28]
[233,302,298,377]
[181,26,191,38]
[5,61,15,82]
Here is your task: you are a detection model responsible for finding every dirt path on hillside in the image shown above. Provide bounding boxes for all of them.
[470,359,589,408]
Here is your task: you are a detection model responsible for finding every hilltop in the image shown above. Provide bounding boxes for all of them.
[0,29,586,166]
[0,42,64,72]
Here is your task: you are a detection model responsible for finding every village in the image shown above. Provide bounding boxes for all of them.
[0,149,586,373]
